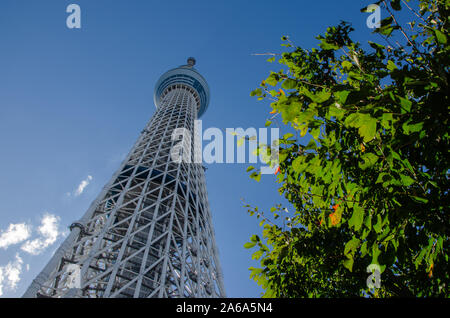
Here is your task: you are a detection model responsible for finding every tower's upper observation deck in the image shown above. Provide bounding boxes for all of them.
[153,57,210,118]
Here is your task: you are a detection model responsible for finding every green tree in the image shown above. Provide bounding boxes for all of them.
[245,0,449,297]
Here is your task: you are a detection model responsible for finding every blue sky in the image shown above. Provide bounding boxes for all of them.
[0,0,409,297]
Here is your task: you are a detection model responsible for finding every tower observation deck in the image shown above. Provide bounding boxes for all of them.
[23,58,226,298]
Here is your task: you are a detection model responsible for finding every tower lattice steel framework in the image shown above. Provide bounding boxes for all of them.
[23,58,226,298]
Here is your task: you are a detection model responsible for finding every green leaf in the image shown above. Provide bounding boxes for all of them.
[348,206,364,231]
[402,121,423,135]
[292,157,304,173]
[434,29,447,44]
[303,88,331,103]
[344,113,377,142]
[381,113,393,129]
[250,171,262,182]
[400,174,415,186]
[361,241,368,257]
[371,244,382,265]
[246,166,255,172]
[344,237,361,256]
[250,88,262,97]
[364,214,372,230]
[342,60,353,70]
[343,258,354,272]
[249,267,263,279]
[415,248,427,268]
[373,214,383,234]
[376,172,390,184]
[315,90,331,103]
[348,71,364,81]
[387,60,397,71]
[252,250,264,260]
[368,41,385,50]
[244,242,256,249]
[279,150,288,163]
[305,138,317,150]
[360,4,376,12]
[375,18,396,36]
[358,115,377,142]
[344,113,360,127]
[282,79,297,90]
[319,39,339,50]
[399,96,412,113]
[335,90,350,104]
[329,104,345,120]
[380,26,395,36]
[359,153,378,170]
[310,127,320,139]
[250,235,261,243]
[411,196,428,204]
[380,17,393,28]
[265,74,279,86]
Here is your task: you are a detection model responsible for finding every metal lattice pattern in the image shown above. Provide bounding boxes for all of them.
[23,80,225,298]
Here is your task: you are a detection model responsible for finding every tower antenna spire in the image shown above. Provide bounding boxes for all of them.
[187,57,196,67]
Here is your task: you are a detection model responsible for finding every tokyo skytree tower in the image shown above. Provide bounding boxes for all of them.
[23,58,226,298]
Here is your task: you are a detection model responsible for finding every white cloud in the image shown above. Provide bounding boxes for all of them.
[0,223,31,250]
[0,254,23,296]
[63,175,94,200]
[21,214,61,256]
[74,175,93,197]
[0,214,63,295]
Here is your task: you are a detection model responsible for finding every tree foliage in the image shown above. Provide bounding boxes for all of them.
[246,0,449,297]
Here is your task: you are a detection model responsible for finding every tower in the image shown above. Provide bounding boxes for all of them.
[23,58,226,298]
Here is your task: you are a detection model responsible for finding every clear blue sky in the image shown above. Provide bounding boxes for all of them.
[0,0,410,297]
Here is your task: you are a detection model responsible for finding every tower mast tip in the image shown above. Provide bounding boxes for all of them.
[187,57,196,66]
